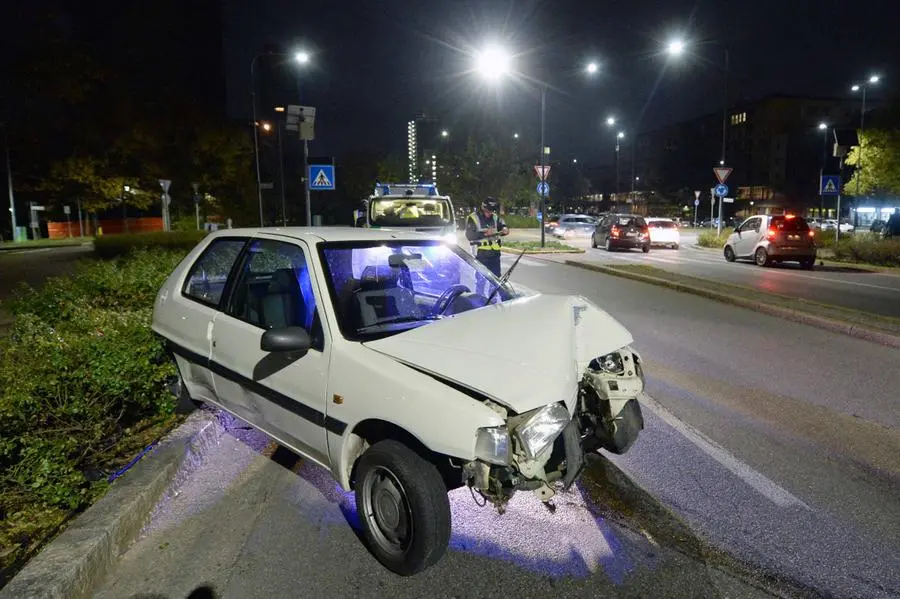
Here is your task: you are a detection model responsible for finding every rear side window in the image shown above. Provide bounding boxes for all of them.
[771,216,810,231]
[182,238,246,307]
[650,220,676,228]
[616,216,646,227]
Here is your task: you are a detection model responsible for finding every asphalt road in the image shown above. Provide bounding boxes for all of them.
[510,229,900,318]
[89,256,900,599]
[0,244,95,329]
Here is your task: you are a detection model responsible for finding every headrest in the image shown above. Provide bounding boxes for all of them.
[268,268,299,293]
[359,265,399,290]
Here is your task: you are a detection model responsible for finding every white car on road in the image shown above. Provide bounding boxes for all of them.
[152,228,645,575]
[645,218,681,249]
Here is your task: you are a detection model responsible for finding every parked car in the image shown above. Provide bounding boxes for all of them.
[152,227,645,575]
[645,218,680,249]
[552,214,597,239]
[724,214,816,269]
[592,214,650,252]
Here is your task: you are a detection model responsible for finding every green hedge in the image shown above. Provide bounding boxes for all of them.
[832,235,900,266]
[503,215,540,228]
[94,231,207,259]
[0,249,186,514]
[697,229,730,248]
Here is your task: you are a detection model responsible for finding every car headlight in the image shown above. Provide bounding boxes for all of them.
[591,351,625,375]
[475,426,510,465]
[514,403,570,459]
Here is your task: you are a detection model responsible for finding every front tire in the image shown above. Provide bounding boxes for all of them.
[724,245,736,262]
[755,247,771,267]
[355,440,451,576]
[591,234,598,249]
[672,243,679,250]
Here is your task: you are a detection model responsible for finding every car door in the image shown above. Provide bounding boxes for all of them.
[171,236,248,404]
[209,236,332,468]
[734,217,761,258]
[595,216,610,242]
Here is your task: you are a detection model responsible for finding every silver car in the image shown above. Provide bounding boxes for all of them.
[552,214,597,239]
[724,214,817,269]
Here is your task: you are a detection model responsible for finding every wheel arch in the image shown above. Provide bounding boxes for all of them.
[340,419,460,492]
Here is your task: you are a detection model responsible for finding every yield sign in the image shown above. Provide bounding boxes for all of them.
[534,165,551,180]
[713,167,733,184]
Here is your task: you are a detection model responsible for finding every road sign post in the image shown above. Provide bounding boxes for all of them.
[64,205,71,238]
[288,105,317,227]
[713,184,729,237]
[693,191,701,226]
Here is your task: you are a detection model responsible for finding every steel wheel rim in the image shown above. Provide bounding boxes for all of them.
[756,248,767,265]
[361,465,413,557]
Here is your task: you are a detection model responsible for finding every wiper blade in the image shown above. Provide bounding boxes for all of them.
[356,314,443,332]
[485,249,526,305]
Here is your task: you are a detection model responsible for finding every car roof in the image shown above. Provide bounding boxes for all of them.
[207,226,443,243]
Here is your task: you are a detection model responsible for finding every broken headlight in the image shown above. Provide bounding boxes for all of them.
[514,403,570,459]
[591,351,625,375]
[475,426,510,466]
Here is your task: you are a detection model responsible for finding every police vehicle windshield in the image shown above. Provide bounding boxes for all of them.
[369,197,454,228]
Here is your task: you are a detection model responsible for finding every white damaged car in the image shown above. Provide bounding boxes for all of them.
[152,227,645,575]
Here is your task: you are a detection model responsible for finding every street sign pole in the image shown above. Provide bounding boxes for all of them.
[77,199,84,237]
[304,139,311,227]
[835,193,841,244]
[539,85,547,248]
[192,183,201,232]
[64,205,71,238]
[717,194,723,237]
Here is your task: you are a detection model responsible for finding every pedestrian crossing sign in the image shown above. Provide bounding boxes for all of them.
[820,175,841,196]
[309,164,335,190]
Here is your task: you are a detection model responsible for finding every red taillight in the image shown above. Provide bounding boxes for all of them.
[766,228,777,240]
[807,230,815,238]
[785,214,796,219]
[611,226,620,238]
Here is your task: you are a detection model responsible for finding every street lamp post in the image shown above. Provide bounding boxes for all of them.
[1,123,16,242]
[249,50,311,227]
[540,84,547,247]
[818,122,829,219]
[850,75,880,227]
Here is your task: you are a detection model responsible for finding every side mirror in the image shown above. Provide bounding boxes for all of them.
[260,326,311,354]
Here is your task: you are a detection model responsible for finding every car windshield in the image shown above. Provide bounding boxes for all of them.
[616,216,645,227]
[771,216,810,231]
[319,240,517,341]
[369,198,453,228]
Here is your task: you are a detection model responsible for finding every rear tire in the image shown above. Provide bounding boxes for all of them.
[355,440,451,576]
[755,247,771,267]
[724,246,736,262]
[605,237,613,252]
[672,243,679,250]
[799,258,815,270]
[642,244,650,254]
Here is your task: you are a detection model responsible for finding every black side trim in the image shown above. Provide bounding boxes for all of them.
[167,341,347,436]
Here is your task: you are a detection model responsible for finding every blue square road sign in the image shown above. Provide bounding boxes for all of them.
[309,164,336,190]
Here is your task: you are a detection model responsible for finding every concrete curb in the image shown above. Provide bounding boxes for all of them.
[563,260,900,350]
[0,409,225,599]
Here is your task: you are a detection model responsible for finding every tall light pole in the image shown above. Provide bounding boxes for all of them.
[850,74,880,227]
[249,50,311,227]
[666,38,730,166]
[1,123,16,242]
[818,122,829,219]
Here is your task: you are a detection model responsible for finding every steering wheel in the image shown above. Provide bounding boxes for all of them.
[432,284,471,316]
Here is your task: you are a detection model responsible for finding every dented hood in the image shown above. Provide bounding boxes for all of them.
[363,294,633,414]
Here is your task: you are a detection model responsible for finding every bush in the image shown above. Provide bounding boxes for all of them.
[94,231,207,259]
[697,229,731,248]
[503,215,540,228]
[503,240,582,252]
[0,249,186,513]
[831,235,900,266]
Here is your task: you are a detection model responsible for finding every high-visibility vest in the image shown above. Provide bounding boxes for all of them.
[469,212,502,251]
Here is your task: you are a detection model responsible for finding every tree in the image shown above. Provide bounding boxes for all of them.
[844,129,900,196]
[439,135,533,211]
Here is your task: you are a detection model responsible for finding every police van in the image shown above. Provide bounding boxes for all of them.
[353,183,457,244]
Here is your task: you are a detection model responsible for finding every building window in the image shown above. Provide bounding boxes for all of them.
[730,112,747,126]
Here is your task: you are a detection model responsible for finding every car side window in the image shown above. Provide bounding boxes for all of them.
[182,238,246,307]
[227,239,324,350]
[753,218,762,233]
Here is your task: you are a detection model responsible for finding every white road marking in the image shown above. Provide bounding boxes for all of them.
[640,393,812,510]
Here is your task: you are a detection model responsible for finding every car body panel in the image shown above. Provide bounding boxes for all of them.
[646,218,680,246]
[725,215,816,262]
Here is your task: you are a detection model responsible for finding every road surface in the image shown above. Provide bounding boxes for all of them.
[90,256,899,598]
[0,244,94,330]
[507,229,900,318]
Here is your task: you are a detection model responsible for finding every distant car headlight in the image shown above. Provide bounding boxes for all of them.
[514,403,570,459]
[475,426,510,465]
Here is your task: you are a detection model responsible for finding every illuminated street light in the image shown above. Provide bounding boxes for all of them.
[667,39,685,56]
[848,72,882,229]
[851,84,860,92]
[818,122,828,130]
[275,106,285,113]
[617,131,625,139]
[573,158,578,163]
[869,74,880,84]
[441,130,448,137]
[475,44,512,80]
[261,121,272,132]
[585,62,598,75]
[513,132,519,139]
[294,51,310,64]
[606,116,616,126]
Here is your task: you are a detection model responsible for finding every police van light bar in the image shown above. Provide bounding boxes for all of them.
[374,182,440,197]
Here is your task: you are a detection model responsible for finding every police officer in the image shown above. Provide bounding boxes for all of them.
[465,197,509,277]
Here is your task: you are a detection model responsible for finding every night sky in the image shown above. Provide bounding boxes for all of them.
[224,0,897,164]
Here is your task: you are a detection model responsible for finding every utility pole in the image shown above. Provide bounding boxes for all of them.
[2,124,16,241]
[539,84,547,248]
